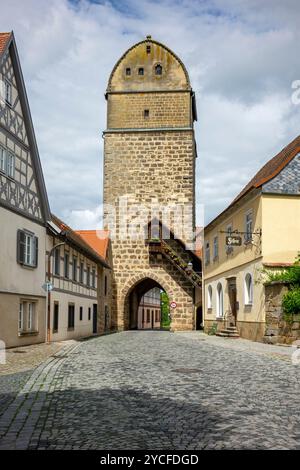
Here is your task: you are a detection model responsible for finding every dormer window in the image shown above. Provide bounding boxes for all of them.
[155,64,162,75]
[125,67,131,76]
[138,67,144,76]
[146,45,151,54]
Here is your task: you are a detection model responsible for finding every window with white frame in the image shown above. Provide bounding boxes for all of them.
[205,242,210,265]
[216,283,224,317]
[19,301,37,333]
[207,285,213,309]
[6,151,15,178]
[0,146,15,178]
[27,302,36,331]
[25,233,35,265]
[92,268,96,288]
[245,211,253,243]
[53,247,60,276]
[5,79,12,105]
[17,230,38,267]
[72,256,77,282]
[79,262,84,284]
[213,235,218,260]
[64,252,69,278]
[18,302,24,332]
[0,146,5,172]
[245,273,253,305]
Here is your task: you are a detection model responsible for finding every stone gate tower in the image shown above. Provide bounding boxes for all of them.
[103,36,201,331]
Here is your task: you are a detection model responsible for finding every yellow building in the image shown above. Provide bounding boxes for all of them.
[203,135,300,341]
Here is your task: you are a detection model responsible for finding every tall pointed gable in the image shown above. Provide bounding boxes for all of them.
[0,31,50,223]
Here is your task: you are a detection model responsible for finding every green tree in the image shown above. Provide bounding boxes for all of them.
[160,291,171,329]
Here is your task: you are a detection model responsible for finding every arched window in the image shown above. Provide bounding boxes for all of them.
[155,64,162,75]
[216,283,223,317]
[207,285,213,309]
[245,273,253,305]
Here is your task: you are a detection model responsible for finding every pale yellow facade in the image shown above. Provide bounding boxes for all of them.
[204,189,300,341]
[261,194,300,264]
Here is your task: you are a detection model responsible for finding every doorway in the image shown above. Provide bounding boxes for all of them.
[126,278,170,330]
[228,278,237,325]
[196,306,203,330]
[92,304,98,334]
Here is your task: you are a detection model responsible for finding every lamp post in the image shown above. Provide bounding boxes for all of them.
[46,242,65,343]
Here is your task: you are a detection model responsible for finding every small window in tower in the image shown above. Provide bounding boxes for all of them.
[138,67,144,76]
[144,109,149,118]
[125,67,131,76]
[146,45,151,54]
[155,64,162,75]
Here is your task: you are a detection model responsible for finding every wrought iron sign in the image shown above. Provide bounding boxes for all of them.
[226,235,242,246]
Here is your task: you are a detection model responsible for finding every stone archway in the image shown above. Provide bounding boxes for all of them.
[120,271,172,330]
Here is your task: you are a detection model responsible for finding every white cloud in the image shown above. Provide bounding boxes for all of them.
[0,0,299,228]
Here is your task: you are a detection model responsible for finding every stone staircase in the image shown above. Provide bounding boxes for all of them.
[216,326,240,338]
[146,238,202,288]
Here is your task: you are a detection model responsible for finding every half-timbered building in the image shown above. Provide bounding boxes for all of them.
[0,32,51,347]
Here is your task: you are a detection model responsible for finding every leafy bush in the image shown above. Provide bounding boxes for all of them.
[282,288,300,320]
[260,254,300,286]
[207,323,218,335]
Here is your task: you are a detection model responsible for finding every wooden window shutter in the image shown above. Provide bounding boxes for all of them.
[34,236,38,267]
[17,230,25,264]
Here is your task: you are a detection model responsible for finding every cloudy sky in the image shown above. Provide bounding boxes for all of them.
[0,0,299,228]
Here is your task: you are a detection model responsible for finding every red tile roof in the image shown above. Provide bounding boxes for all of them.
[206,135,300,230]
[0,32,11,55]
[50,215,110,268]
[75,230,110,260]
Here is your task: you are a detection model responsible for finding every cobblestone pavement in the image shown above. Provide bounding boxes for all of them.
[0,341,73,421]
[0,331,299,450]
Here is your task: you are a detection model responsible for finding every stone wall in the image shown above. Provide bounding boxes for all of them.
[103,129,196,331]
[204,319,265,342]
[103,131,195,207]
[103,39,197,331]
[108,92,191,129]
[264,282,300,344]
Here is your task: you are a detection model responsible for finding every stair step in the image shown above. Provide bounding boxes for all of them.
[216,333,240,338]
[216,328,240,338]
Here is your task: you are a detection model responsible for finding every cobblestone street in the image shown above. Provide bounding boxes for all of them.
[0,331,299,450]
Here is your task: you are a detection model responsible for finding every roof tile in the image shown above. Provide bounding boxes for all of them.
[0,32,11,55]
[75,230,109,260]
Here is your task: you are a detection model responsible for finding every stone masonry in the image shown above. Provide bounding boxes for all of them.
[264,282,300,344]
[103,38,198,330]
